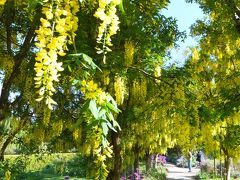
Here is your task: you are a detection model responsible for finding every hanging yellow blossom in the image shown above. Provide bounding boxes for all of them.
[34,0,79,110]
[114,76,125,105]
[4,170,11,180]
[124,40,135,67]
[0,0,6,5]
[94,0,121,63]
[131,78,147,103]
[81,80,110,105]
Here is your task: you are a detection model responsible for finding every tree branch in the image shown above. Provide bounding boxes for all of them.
[129,66,173,86]
[0,117,28,161]
[4,0,15,56]
[225,0,240,33]
[0,6,42,121]
[0,33,21,48]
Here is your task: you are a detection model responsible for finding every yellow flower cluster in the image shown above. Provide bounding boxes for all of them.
[131,78,147,104]
[81,80,107,105]
[0,55,14,79]
[55,141,64,152]
[93,143,113,179]
[94,0,120,63]
[80,79,120,178]
[33,128,45,142]
[191,48,199,62]
[154,65,161,78]
[34,0,79,110]
[124,40,135,67]
[102,70,110,85]
[52,119,63,136]
[0,0,6,5]
[23,75,34,104]
[73,128,82,140]
[4,170,11,180]
[114,76,125,105]
[43,107,51,126]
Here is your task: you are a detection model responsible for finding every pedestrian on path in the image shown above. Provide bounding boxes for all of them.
[187,150,192,172]
[196,150,203,167]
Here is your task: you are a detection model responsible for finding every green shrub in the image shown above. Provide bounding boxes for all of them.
[0,162,5,178]
[196,171,221,180]
[0,156,27,179]
[201,163,214,174]
[196,172,210,180]
[64,155,87,177]
[1,153,88,179]
[143,165,167,180]
[148,168,166,179]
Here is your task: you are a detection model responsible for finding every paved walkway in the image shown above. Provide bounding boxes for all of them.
[165,163,200,180]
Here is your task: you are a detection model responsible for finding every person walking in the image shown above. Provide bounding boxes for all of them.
[196,150,203,167]
[187,150,192,172]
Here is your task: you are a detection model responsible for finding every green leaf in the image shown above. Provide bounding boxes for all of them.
[99,118,108,124]
[101,122,109,136]
[82,54,92,62]
[72,79,80,85]
[119,0,125,15]
[28,0,41,8]
[81,62,89,69]
[103,55,106,64]
[75,58,81,66]
[68,53,83,57]
[102,135,108,148]
[89,100,99,119]
[112,119,121,131]
[82,53,102,72]
[67,65,72,72]
[81,100,90,112]
[106,112,121,131]
[68,53,101,71]
[106,95,119,109]
[106,111,114,121]
[106,102,120,113]
[99,108,107,118]
[88,120,100,129]
[72,118,84,130]
[107,121,117,132]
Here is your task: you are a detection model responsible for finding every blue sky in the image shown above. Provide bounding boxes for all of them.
[162,0,204,66]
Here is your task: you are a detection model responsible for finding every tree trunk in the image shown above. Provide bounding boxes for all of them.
[0,149,4,161]
[0,133,16,161]
[220,147,223,179]
[224,155,231,180]
[145,150,151,172]
[221,146,231,180]
[0,119,27,161]
[214,157,216,175]
[134,145,140,171]
[107,132,121,180]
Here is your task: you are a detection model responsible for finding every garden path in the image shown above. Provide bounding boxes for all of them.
[165,162,200,180]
